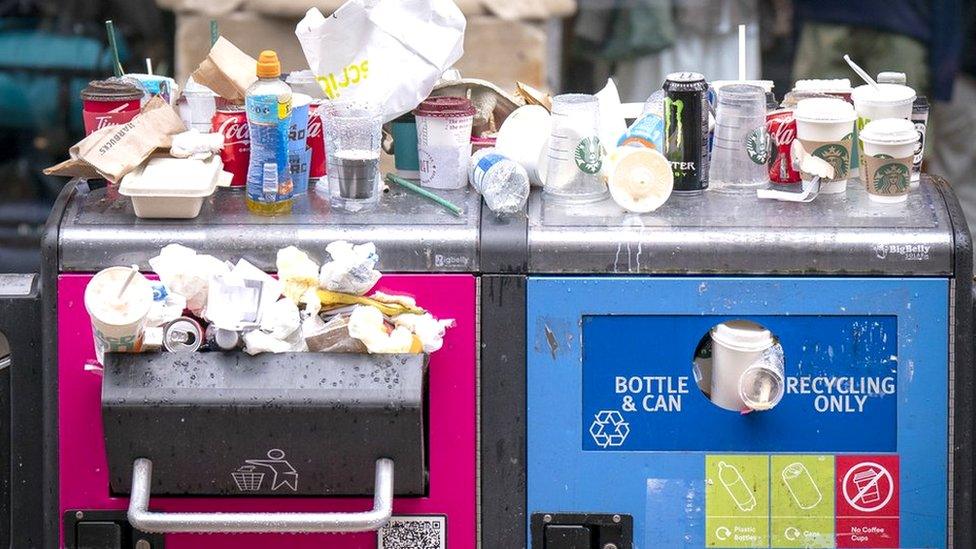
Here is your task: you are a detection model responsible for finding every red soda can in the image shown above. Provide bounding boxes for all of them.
[307,101,327,179]
[213,106,250,187]
[766,108,800,184]
[80,80,143,135]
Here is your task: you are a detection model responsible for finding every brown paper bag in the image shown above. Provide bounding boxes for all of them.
[190,36,258,103]
[44,96,186,183]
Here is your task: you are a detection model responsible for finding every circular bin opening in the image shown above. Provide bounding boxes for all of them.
[693,320,785,412]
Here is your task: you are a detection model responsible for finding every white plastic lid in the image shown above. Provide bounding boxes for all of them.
[794,97,856,123]
[859,118,919,146]
[850,83,916,106]
[877,71,907,85]
[711,320,774,353]
[119,155,222,197]
[794,78,852,92]
[607,147,673,213]
[182,76,216,97]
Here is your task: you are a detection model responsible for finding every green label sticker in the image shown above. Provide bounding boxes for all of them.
[771,455,835,548]
[574,136,604,174]
[706,455,769,547]
[812,142,850,180]
[746,127,772,165]
[873,162,910,194]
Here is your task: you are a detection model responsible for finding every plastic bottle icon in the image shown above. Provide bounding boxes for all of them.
[718,461,756,512]
[782,462,823,510]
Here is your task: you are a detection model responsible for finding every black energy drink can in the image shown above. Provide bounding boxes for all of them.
[663,72,709,192]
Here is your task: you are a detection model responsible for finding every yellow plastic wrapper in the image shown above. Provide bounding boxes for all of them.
[316,289,425,317]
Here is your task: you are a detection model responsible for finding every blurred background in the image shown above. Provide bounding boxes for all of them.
[0,0,972,272]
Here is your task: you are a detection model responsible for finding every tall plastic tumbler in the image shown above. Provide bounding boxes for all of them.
[708,84,770,190]
[323,101,383,212]
[544,94,608,203]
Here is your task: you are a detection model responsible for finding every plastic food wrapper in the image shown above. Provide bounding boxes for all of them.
[304,314,369,353]
[318,289,424,317]
[370,291,417,309]
[43,96,186,183]
[319,241,381,295]
[148,244,228,315]
[243,329,307,355]
[300,287,322,318]
[295,0,466,122]
[393,313,455,353]
[347,305,419,354]
[190,37,258,103]
[277,246,321,303]
[170,130,224,160]
[146,282,188,327]
[260,298,303,340]
[206,259,283,330]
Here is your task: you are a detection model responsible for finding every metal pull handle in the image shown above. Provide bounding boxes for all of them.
[127,457,394,534]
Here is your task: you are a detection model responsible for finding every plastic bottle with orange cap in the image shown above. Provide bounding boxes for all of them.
[245,50,294,215]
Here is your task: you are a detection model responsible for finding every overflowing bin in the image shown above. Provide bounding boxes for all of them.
[41,181,479,548]
[481,177,974,549]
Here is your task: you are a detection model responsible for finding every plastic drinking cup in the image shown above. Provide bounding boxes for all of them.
[859,118,919,203]
[707,84,770,190]
[181,78,219,133]
[544,93,608,203]
[392,113,420,180]
[794,98,857,194]
[323,101,383,212]
[710,320,775,411]
[84,267,154,362]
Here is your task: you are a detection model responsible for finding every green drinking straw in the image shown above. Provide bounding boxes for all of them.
[385,173,464,217]
[105,20,123,77]
[210,20,219,47]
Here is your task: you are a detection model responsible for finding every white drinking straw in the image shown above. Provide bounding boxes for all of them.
[738,25,746,81]
[146,58,153,75]
[117,265,139,299]
[844,55,879,90]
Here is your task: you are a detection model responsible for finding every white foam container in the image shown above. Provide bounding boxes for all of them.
[119,154,227,218]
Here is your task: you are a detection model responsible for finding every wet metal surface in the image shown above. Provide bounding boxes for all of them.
[59,181,480,272]
[528,176,954,275]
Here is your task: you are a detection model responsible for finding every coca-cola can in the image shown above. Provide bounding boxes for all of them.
[766,108,800,184]
[307,101,327,180]
[213,107,250,187]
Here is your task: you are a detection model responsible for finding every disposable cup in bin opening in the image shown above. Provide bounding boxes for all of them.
[708,84,770,191]
[544,93,608,203]
[414,96,476,190]
[85,267,154,362]
[323,101,383,212]
[709,320,775,411]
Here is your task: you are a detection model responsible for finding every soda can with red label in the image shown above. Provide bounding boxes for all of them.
[766,108,800,184]
[212,106,250,187]
[307,101,327,180]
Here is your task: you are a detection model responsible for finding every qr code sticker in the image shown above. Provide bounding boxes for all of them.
[377,515,446,549]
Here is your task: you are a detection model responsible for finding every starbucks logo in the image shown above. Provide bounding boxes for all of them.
[813,142,850,180]
[873,162,910,195]
[574,136,604,174]
[746,127,771,165]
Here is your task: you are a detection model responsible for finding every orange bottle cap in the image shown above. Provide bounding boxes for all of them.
[256,50,281,78]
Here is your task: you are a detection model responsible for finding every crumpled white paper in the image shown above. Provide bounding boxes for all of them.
[148,244,228,315]
[277,246,321,303]
[393,313,455,353]
[347,305,414,353]
[170,129,224,160]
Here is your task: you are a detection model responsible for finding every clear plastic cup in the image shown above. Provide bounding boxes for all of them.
[708,84,770,190]
[323,101,383,212]
[544,93,608,203]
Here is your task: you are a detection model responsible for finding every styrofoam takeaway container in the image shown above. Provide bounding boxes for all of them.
[119,154,228,219]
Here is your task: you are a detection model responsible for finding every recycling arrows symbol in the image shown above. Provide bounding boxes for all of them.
[589,410,630,448]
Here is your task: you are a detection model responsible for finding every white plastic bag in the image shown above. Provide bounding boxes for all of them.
[295,0,466,122]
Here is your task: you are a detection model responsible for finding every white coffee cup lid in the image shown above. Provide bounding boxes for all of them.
[794,97,856,123]
[711,320,774,353]
[859,117,918,146]
[850,83,916,106]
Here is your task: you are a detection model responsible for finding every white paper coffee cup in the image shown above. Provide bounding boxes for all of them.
[710,321,775,411]
[851,83,915,123]
[415,97,476,190]
[794,98,857,194]
[859,118,918,203]
[85,266,154,360]
[496,105,552,187]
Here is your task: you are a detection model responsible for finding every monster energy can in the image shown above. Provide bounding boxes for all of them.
[663,72,709,192]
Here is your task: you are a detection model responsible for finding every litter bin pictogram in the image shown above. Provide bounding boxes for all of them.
[232,465,266,491]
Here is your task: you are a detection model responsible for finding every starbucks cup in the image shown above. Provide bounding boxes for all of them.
[84,267,154,362]
[605,147,673,213]
[414,96,476,189]
[859,118,919,203]
[794,98,856,194]
[496,105,551,187]
[710,321,775,411]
